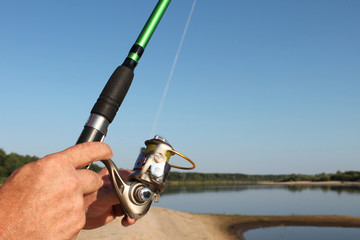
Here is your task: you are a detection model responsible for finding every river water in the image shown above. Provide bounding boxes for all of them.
[155,184,360,239]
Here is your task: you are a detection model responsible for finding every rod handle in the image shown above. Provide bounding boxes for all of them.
[91,65,134,123]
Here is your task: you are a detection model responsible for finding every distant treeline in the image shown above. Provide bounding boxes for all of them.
[167,171,360,184]
[0,149,102,183]
[1,148,359,184]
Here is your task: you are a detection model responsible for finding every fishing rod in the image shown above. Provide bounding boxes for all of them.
[76,0,195,219]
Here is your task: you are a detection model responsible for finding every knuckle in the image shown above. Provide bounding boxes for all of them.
[68,176,82,192]
[37,153,64,169]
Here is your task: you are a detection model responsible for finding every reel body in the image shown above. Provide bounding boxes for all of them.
[102,136,195,219]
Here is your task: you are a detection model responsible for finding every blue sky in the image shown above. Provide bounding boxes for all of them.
[1,0,359,174]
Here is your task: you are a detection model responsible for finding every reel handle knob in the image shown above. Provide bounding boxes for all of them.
[135,187,153,203]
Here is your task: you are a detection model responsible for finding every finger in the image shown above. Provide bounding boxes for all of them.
[84,211,116,230]
[99,168,132,183]
[112,205,135,227]
[121,215,137,227]
[61,142,113,169]
[112,205,137,226]
[98,169,133,205]
[98,167,132,175]
[112,204,126,216]
[77,169,103,195]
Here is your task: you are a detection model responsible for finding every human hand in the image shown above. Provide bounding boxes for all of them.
[0,142,130,240]
[82,168,136,229]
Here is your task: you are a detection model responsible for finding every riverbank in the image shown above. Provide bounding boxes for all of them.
[225,215,360,240]
[77,207,360,240]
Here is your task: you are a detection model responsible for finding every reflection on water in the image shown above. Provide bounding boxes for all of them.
[245,226,360,240]
[157,184,360,240]
[162,184,360,196]
[285,185,360,195]
[156,184,360,216]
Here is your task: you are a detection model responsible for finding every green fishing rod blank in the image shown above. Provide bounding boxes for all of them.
[125,0,171,68]
[135,0,171,49]
[77,0,172,144]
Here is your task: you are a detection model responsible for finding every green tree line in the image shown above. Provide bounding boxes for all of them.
[1,148,359,184]
[0,149,38,182]
[0,148,102,183]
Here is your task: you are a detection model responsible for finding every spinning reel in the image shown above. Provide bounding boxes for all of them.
[103,135,195,219]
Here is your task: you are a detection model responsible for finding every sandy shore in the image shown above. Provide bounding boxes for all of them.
[77,207,360,240]
[78,207,232,240]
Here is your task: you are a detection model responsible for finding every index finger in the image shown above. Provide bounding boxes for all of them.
[97,168,133,205]
[61,142,113,169]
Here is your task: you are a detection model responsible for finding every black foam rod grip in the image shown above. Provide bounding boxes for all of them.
[91,65,134,123]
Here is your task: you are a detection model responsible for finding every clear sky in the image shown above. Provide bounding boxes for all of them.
[0,0,359,174]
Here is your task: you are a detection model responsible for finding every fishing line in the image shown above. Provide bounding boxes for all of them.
[76,0,195,220]
[150,0,197,137]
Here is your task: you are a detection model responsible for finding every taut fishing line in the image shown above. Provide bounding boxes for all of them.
[150,0,197,137]
[75,0,196,220]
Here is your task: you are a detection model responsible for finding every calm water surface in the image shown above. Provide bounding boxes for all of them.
[156,184,360,216]
[156,184,360,239]
[244,226,360,240]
